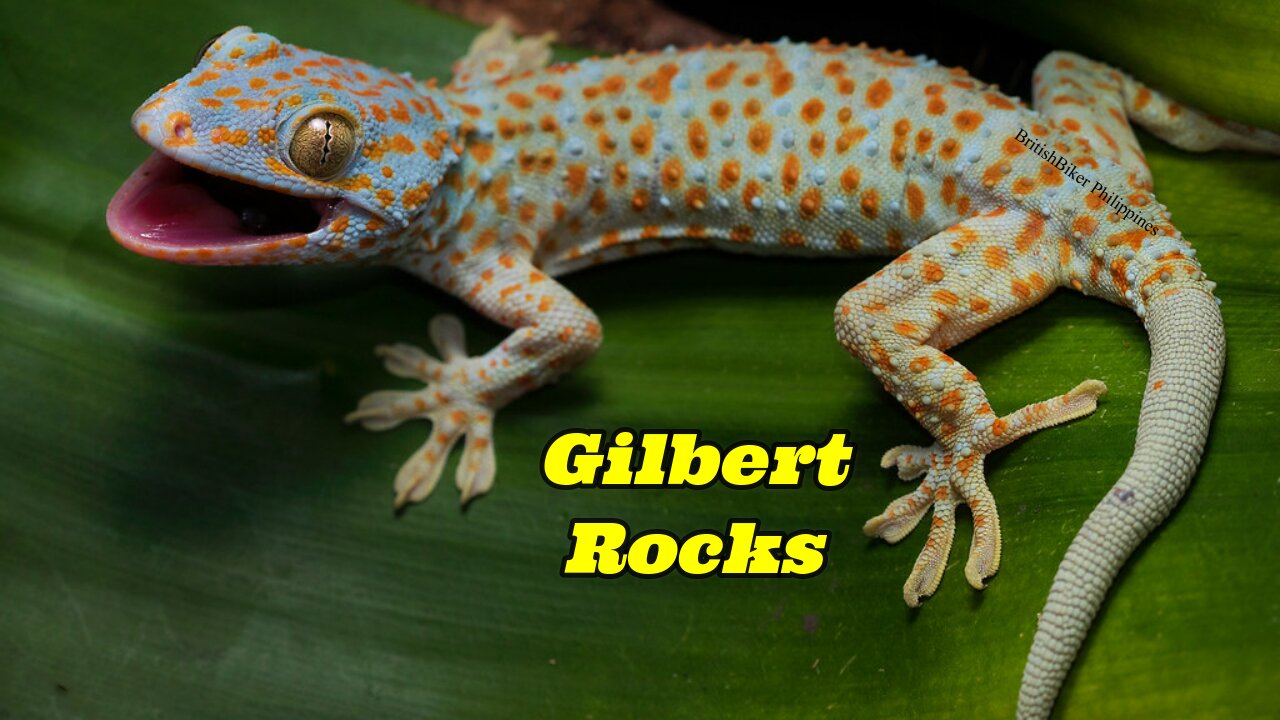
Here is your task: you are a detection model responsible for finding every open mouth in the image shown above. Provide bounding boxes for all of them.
[107,152,336,256]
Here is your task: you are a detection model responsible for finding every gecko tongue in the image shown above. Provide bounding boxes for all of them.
[107,151,327,257]
[129,178,244,244]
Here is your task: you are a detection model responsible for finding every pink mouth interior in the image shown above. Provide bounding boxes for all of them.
[107,152,331,252]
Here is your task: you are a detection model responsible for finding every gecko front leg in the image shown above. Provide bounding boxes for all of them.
[346,252,601,508]
[838,210,1107,606]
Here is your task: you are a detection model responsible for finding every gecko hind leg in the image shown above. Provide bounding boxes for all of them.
[838,210,1105,606]
[1032,50,1280,191]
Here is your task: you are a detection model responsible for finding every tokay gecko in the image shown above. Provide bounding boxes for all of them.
[106,20,1280,719]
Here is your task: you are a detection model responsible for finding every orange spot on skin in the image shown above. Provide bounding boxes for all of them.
[915,128,933,155]
[939,389,964,413]
[741,180,763,211]
[661,158,684,189]
[939,176,957,208]
[781,154,801,194]
[720,160,741,190]
[748,122,773,154]
[984,246,1009,269]
[685,186,709,211]
[764,52,794,96]
[187,70,221,88]
[860,189,879,219]
[209,127,250,146]
[905,182,925,220]
[535,83,563,101]
[866,78,893,108]
[730,225,754,243]
[933,289,959,306]
[1108,229,1149,251]
[809,130,826,158]
[637,63,679,104]
[801,98,825,123]
[1016,215,1045,252]
[799,188,822,219]
[1011,279,1032,299]
[565,164,587,197]
[1134,87,1152,111]
[837,230,860,251]
[985,93,1016,110]
[835,127,867,154]
[922,260,944,283]
[840,166,861,193]
[894,321,919,338]
[780,230,806,248]
[953,110,983,132]
[506,91,533,110]
[630,121,653,156]
[709,99,731,125]
[1073,215,1098,237]
[940,137,960,161]
[245,42,280,68]
[688,119,709,159]
[706,61,738,90]
[602,75,626,95]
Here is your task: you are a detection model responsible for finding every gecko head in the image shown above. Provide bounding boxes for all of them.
[108,27,462,265]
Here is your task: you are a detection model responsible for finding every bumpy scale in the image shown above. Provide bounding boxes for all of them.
[107,22,1278,719]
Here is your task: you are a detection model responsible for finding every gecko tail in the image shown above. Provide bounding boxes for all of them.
[1016,286,1225,720]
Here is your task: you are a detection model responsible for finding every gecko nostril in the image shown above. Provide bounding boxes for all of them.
[173,121,191,139]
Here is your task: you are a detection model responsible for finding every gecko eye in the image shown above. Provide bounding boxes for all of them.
[193,33,221,66]
[288,112,357,179]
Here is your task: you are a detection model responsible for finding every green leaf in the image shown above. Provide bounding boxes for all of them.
[946,0,1280,131]
[1,2,1277,718]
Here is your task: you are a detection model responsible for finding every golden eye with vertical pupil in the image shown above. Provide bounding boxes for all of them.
[288,112,357,179]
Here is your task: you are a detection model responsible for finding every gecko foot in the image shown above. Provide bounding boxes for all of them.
[864,380,1108,606]
[345,314,498,509]
[863,445,996,607]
